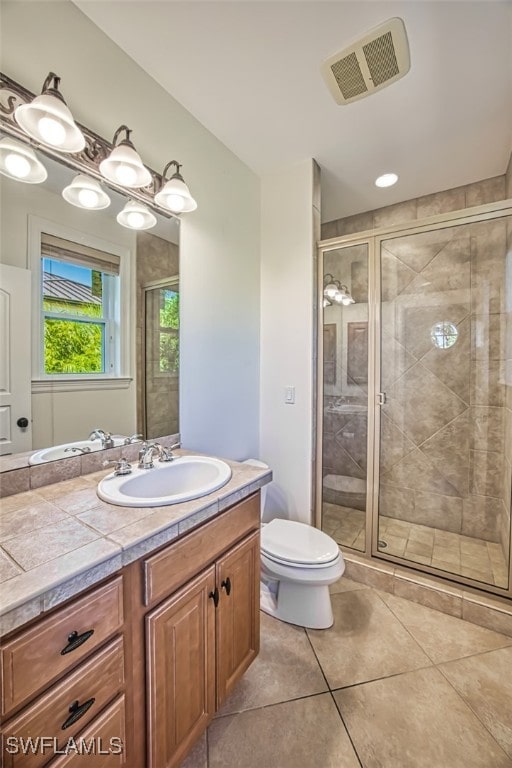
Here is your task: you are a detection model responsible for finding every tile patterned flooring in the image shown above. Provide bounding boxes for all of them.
[323,502,509,588]
[181,578,512,768]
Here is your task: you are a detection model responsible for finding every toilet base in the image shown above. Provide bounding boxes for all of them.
[260,578,335,630]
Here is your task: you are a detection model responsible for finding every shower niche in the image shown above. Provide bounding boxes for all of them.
[319,207,512,596]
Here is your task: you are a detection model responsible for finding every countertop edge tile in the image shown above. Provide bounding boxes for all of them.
[0,458,271,637]
[0,538,122,635]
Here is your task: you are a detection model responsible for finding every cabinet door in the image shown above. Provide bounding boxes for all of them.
[146,566,216,768]
[216,531,260,707]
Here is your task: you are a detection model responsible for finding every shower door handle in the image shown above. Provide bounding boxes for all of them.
[377,392,387,406]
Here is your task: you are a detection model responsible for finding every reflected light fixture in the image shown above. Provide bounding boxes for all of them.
[375,172,398,188]
[99,125,152,189]
[14,72,85,153]
[62,174,111,210]
[117,200,156,230]
[0,136,47,183]
[154,160,197,213]
[323,273,355,305]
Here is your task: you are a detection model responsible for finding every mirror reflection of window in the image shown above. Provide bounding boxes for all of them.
[158,288,179,375]
[40,234,120,376]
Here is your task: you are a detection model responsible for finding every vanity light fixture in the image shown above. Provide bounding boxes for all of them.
[0,136,47,183]
[99,125,152,189]
[117,200,157,230]
[375,172,398,188]
[154,160,197,213]
[323,274,355,305]
[62,174,111,210]
[14,72,85,153]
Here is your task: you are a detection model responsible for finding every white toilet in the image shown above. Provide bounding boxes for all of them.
[243,460,345,629]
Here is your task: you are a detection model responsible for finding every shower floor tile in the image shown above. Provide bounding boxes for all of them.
[322,504,509,589]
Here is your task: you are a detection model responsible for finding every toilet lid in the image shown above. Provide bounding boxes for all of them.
[261,519,340,566]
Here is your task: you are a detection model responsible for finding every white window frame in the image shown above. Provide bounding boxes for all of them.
[29,216,132,392]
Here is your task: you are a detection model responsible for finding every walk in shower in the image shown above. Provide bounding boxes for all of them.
[318,202,512,597]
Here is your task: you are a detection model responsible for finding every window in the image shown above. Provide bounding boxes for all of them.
[145,282,179,378]
[158,287,179,375]
[39,233,120,377]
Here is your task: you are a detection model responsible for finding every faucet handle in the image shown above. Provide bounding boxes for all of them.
[124,433,143,445]
[159,442,181,462]
[102,458,132,476]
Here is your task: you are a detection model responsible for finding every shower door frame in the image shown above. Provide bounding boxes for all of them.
[316,198,512,599]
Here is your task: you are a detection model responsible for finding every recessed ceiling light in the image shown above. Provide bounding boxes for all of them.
[375,173,398,188]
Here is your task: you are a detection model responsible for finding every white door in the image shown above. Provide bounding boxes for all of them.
[0,263,32,455]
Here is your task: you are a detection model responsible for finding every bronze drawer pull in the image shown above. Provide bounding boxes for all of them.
[60,629,95,655]
[61,698,96,730]
[208,587,219,607]
[221,577,231,595]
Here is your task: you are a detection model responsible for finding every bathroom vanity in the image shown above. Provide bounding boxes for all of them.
[0,457,270,767]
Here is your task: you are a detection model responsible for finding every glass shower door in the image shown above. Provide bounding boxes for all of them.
[321,243,370,552]
[377,215,511,589]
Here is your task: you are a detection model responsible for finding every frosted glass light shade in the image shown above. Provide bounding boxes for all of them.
[100,144,152,189]
[15,94,85,153]
[117,201,156,230]
[0,137,47,183]
[62,174,111,210]
[155,175,197,213]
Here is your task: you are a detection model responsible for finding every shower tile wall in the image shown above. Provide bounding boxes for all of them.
[378,220,508,555]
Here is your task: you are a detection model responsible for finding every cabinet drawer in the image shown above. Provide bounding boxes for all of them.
[2,637,125,768]
[144,492,260,607]
[1,576,124,716]
[48,696,126,767]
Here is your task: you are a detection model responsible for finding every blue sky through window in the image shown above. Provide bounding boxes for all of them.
[43,258,92,286]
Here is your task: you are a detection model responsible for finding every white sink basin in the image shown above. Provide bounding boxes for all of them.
[97,455,232,507]
[29,437,127,465]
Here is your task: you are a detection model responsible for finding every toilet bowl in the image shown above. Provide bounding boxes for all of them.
[243,459,345,629]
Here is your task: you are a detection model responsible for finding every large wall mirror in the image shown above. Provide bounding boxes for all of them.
[0,134,180,468]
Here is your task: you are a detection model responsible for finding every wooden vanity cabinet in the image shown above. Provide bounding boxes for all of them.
[0,491,261,768]
[145,496,260,768]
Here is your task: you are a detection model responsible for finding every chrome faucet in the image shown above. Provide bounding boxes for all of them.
[88,428,114,449]
[64,446,91,455]
[138,442,162,469]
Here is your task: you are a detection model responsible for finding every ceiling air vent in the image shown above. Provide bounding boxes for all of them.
[321,17,410,105]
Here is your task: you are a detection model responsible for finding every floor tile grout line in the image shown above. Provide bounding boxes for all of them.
[325,662,436,694]
[370,589,441,666]
[304,625,365,768]
[435,662,512,762]
[373,587,512,664]
[212,689,333,721]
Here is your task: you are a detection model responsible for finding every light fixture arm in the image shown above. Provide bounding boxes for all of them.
[41,72,66,102]
[112,124,134,148]
[162,160,183,182]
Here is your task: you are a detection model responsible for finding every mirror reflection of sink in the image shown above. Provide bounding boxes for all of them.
[29,438,127,465]
[97,455,232,508]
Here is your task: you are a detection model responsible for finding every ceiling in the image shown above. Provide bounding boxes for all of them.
[73,1,512,223]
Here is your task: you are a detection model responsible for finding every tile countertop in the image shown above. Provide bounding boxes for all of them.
[0,452,272,638]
